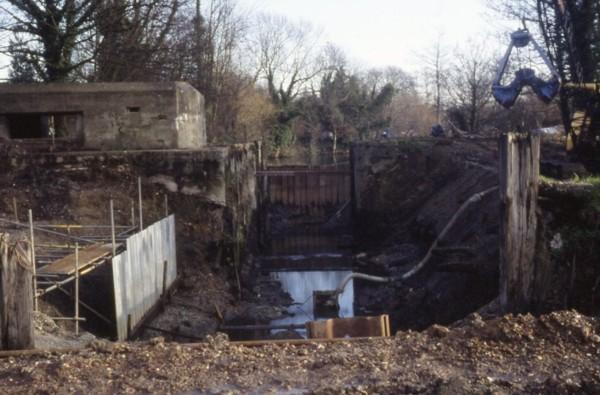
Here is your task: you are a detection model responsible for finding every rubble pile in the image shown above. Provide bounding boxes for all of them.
[0,311,598,394]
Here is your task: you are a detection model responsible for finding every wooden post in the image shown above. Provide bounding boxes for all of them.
[28,210,38,312]
[138,177,143,230]
[499,132,540,313]
[74,243,80,336]
[0,234,35,350]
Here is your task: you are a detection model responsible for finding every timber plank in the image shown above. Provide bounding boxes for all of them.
[38,244,115,275]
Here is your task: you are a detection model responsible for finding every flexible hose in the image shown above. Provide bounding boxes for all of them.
[333,273,392,296]
[330,186,499,296]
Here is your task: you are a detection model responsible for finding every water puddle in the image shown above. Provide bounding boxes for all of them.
[269,269,354,337]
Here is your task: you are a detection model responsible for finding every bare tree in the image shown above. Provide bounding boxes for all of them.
[445,42,495,133]
[364,66,416,97]
[389,93,437,136]
[94,0,183,82]
[418,35,448,123]
[247,13,323,111]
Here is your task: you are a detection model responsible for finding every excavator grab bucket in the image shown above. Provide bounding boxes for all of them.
[492,83,522,109]
[492,29,561,108]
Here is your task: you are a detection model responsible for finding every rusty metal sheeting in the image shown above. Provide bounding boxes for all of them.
[306,315,391,339]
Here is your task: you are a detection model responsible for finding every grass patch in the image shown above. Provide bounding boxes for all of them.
[540,174,600,212]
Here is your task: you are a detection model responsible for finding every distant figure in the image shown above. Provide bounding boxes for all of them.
[381,129,389,139]
[431,124,445,137]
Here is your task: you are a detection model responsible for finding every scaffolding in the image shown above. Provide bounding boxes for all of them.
[0,177,170,335]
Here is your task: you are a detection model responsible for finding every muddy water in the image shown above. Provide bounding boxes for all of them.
[269,269,354,335]
[258,164,355,337]
[264,223,355,337]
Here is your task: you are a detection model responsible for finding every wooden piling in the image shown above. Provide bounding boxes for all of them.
[499,132,540,313]
[0,234,35,350]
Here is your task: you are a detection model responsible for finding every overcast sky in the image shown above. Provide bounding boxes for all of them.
[237,0,517,72]
[0,0,519,81]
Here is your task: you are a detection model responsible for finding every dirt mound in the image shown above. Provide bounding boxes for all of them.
[1,310,598,394]
[33,311,96,350]
[451,310,600,344]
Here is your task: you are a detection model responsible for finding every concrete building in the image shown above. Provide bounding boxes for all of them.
[0,82,206,150]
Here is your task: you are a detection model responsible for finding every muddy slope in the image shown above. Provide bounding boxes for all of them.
[352,139,500,330]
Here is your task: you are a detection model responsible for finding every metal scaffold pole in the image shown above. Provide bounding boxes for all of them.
[138,177,143,230]
[164,194,169,218]
[110,200,116,256]
[75,243,80,335]
[130,199,135,228]
[12,197,18,223]
[28,210,38,312]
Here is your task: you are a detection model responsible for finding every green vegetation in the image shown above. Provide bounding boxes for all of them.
[541,174,600,212]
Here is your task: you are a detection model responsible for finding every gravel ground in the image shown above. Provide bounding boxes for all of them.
[1,310,599,394]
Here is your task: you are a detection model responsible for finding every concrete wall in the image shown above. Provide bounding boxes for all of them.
[0,82,206,150]
[0,144,257,270]
[0,116,8,140]
[176,82,207,148]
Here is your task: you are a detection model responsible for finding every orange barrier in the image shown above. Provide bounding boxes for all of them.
[306,315,390,339]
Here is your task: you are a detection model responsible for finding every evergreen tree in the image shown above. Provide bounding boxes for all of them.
[8,43,38,83]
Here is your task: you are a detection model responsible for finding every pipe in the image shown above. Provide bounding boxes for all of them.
[331,186,500,297]
[333,273,392,296]
[399,186,498,281]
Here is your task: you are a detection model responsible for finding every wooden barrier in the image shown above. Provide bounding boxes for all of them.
[499,132,540,313]
[259,167,351,213]
[0,234,34,350]
[306,315,390,339]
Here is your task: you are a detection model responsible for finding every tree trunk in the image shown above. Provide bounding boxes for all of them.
[499,133,540,313]
[0,234,34,350]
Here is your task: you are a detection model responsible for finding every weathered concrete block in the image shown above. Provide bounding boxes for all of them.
[0,82,206,150]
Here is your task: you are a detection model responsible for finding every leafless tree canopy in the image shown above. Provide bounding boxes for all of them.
[0,0,596,156]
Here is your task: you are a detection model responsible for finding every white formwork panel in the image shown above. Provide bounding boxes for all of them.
[112,215,177,340]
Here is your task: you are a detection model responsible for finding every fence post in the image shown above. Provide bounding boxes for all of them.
[0,234,35,350]
[499,132,540,313]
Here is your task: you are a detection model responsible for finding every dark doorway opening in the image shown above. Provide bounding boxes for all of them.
[5,112,84,140]
[7,114,47,138]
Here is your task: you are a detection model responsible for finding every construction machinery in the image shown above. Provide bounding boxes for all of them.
[492,29,561,108]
